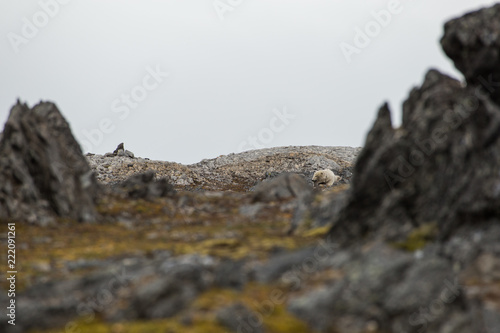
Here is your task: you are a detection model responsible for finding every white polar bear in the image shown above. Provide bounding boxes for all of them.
[312,169,340,187]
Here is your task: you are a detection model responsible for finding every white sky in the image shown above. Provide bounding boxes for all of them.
[1,0,498,164]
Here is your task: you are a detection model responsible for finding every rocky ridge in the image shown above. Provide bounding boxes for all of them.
[86,145,359,191]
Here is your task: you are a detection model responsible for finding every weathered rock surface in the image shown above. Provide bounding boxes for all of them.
[86,145,361,191]
[288,244,473,333]
[441,3,500,105]
[0,101,99,224]
[252,173,311,203]
[328,69,500,245]
[216,302,265,333]
[291,4,500,332]
[104,142,135,158]
[113,170,175,199]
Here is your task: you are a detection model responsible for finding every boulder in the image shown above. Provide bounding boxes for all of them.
[114,170,175,199]
[0,101,99,224]
[109,142,135,158]
[113,142,125,155]
[252,173,311,202]
[301,5,500,332]
[441,4,500,105]
[252,173,313,234]
[288,244,474,333]
[327,69,500,245]
[216,303,264,333]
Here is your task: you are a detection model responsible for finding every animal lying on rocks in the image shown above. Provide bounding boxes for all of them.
[312,169,340,187]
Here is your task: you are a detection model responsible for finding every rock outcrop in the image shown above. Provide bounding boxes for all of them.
[291,4,500,332]
[105,142,135,158]
[0,101,99,224]
[328,69,500,245]
[441,3,500,105]
[113,170,176,199]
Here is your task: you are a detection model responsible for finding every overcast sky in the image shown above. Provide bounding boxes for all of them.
[1,0,498,164]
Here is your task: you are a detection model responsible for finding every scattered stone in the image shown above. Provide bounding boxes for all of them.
[287,244,471,333]
[310,188,350,227]
[113,142,125,155]
[213,260,247,290]
[132,263,209,319]
[252,173,314,234]
[0,100,99,224]
[252,173,311,202]
[254,246,316,284]
[216,302,264,333]
[114,170,175,199]
[105,142,135,159]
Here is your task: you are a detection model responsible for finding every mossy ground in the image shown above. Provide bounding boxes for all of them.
[30,284,313,333]
[3,190,331,332]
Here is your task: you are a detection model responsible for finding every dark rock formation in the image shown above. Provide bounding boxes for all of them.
[328,68,500,245]
[441,4,500,105]
[288,244,477,333]
[293,4,500,333]
[252,173,313,234]
[113,142,124,155]
[216,303,264,333]
[252,173,311,203]
[132,262,210,319]
[114,170,175,199]
[105,142,134,158]
[0,101,99,224]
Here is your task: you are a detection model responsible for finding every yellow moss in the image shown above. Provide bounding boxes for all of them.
[392,222,438,252]
[33,283,311,332]
[193,284,311,333]
[301,225,331,238]
[200,238,240,249]
[31,317,227,333]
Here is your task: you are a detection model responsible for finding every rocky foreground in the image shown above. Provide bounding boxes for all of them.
[2,3,500,333]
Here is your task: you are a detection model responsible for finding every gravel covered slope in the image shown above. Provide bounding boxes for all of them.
[87,145,361,191]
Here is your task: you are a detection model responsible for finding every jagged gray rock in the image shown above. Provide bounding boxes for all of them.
[295,5,500,332]
[328,69,500,245]
[216,303,264,333]
[114,170,175,199]
[113,142,125,155]
[107,142,135,158]
[252,173,311,202]
[0,100,99,224]
[441,3,500,105]
[288,244,476,333]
